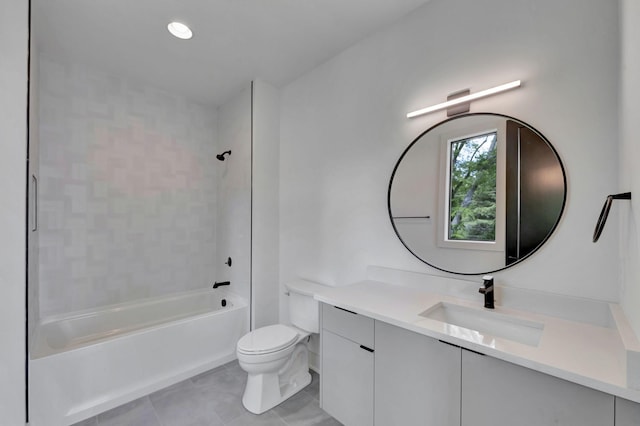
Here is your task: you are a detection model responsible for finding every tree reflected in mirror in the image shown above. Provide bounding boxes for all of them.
[448,131,497,242]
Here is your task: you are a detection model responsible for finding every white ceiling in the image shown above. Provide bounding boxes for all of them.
[33,0,431,106]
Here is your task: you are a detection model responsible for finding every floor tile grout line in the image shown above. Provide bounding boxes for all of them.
[147,394,163,426]
[148,395,164,426]
[271,407,290,426]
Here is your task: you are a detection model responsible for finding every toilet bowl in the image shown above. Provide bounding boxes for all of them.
[236,280,324,414]
[237,324,311,414]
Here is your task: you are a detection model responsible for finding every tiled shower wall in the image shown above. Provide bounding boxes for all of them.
[38,57,219,317]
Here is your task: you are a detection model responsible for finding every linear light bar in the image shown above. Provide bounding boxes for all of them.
[406,80,522,119]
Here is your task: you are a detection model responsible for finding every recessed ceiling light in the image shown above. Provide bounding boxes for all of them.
[167,21,193,40]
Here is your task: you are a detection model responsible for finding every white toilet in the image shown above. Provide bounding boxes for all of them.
[236,281,320,414]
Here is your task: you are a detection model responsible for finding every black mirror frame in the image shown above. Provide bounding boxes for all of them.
[387,112,568,276]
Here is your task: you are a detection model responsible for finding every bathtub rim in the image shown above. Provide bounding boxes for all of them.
[30,287,247,359]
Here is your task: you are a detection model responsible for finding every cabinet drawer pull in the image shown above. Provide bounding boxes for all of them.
[438,339,461,348]
[32,174,38,232]
[463,348,486,356]
[359,345,374,353]
[334,306,358,315]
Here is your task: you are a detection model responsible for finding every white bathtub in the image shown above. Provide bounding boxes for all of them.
[29,288,248,426]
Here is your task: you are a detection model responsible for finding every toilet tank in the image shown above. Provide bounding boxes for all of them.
[287,280,325,333]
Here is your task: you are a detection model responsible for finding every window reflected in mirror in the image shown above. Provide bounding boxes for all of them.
[447,131,497,242]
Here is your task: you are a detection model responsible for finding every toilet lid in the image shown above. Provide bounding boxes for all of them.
[237,324,298,355]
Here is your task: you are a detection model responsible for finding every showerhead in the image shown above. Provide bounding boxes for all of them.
[217,150,231,161]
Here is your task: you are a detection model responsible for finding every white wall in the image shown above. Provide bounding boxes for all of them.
[217,86,252,316]
[37,58,219,316]
[620,0,640,338]
[252,80,281,329]
[0,0,28,423]
[280,0,620,303]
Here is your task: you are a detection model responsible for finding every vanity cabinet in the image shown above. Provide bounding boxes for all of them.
[615,397,640,426]
[321,304,374,426]
[461,349,614,426]
[320,303,635,426]
[374,321,460,426]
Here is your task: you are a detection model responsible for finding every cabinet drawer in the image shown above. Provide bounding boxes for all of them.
[322,303,374,348]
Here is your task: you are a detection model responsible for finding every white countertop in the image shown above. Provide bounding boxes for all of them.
[312,279,640,403]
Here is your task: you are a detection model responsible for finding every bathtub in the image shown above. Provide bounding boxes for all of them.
[29,288,248,426]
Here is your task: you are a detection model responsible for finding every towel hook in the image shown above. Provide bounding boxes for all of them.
[592,192,631,242]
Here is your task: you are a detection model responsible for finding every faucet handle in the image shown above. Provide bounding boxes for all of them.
[481,275,494,290]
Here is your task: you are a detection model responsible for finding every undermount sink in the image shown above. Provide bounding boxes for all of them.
[419,302,544,347]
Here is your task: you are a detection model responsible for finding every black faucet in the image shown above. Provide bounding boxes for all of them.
[478,275,494,309]
[213,281,231,289]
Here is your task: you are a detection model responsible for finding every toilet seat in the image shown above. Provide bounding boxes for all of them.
[237,324,298,355]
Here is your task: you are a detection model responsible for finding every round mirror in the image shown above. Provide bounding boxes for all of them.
[388,113,566,275]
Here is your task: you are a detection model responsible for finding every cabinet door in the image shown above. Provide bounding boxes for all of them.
[374,321,460,426]
[322,330,374,426]
[462,349,614,426]
[616,397,640,426]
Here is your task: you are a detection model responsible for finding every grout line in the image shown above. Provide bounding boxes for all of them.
[271,409,289,426]
[148,395,164,426]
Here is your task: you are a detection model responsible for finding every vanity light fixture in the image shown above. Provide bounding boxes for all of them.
[167,21,193,40]
[406,80,522,119]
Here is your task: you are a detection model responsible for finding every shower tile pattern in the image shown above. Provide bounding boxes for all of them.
[73,361,341,426]
[38,57,219,317]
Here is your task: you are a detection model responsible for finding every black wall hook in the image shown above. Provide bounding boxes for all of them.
[593,192,631,242]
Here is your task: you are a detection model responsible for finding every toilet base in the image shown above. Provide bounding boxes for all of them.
[241,343,311,414]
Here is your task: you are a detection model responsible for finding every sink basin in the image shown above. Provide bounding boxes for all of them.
[419,302,544,347]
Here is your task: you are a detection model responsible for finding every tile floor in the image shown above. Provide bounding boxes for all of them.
[72,361,341,426]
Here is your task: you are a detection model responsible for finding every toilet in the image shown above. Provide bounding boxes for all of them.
[236,281,321,414]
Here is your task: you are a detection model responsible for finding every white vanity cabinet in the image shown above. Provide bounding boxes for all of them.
[374,320,461,426]
[321,304,374,426]
[461,349,615,426]
[319,302,637,426]
[615,397,640,426]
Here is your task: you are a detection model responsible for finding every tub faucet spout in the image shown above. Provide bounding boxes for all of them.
[213,281,231,289]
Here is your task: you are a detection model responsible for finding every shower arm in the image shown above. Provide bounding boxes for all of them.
[216,150,232,161]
